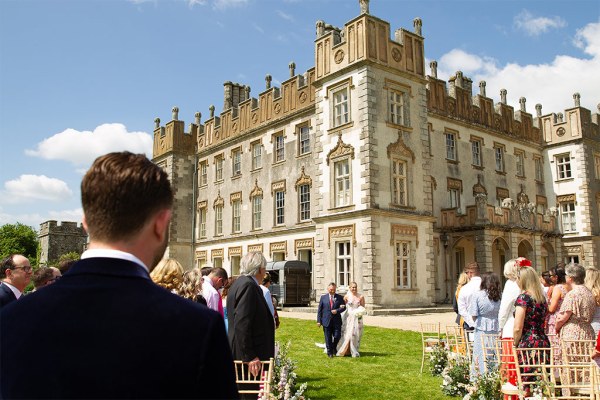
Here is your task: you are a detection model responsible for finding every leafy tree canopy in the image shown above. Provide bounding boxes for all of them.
[0,223,39,261]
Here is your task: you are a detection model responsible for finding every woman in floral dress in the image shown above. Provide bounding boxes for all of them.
[337,282,366,357]
[514,266,550,348]
[546,265,569,365]
[556,263,596,341]
[513,266,550,397]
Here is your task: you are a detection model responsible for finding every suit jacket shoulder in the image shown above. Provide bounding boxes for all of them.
[0,283,17,308]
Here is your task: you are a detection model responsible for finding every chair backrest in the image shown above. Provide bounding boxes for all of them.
[445,325,465,354]
[233,358,274,397]
[513,347,554,395]
[545,362,595,399]
[421,322,441,347]
[480,333,500,372]
[497,338,518,385]
[561,339,596,364]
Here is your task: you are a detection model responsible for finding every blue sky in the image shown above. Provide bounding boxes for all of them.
[1,0,598,230]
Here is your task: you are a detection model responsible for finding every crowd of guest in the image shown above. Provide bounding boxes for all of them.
[454,257,599,396]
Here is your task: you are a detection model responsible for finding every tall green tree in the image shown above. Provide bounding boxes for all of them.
[0,223,39,261]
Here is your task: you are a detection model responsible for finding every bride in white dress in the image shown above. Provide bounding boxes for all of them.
[336,282,366,357]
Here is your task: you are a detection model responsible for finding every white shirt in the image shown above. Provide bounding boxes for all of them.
[2,281,22,299]
[81,248,148,272]
[202,277,220,314]
[498,279,521,338]
[458,276,482,328]
[260,285,275,316]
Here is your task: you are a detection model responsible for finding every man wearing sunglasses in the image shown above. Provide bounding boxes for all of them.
[0,254,32,306]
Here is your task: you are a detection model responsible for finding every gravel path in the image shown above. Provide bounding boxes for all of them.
[279,310,457,332]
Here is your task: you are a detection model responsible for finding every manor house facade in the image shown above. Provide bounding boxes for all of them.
[152,4,600,308]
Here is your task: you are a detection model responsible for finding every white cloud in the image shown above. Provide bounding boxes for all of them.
[276,10,294,22]
[514,10,567,37]
[188,0,207,7]
[212,0,248,11]
[2,175,73,204]
[433,20,600,114]
[0,208,83,228]
[25,123,153,166]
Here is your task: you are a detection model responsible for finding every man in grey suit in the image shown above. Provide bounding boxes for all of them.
[0,254,32,307]
[227,251,275,398]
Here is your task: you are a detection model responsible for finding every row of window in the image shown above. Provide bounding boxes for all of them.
[198,125,311,186]
[197,184,312,238]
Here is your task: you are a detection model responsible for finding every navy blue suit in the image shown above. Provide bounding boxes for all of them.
[0,282,17,308]
[0,257,239,399]
[317,292,346,356]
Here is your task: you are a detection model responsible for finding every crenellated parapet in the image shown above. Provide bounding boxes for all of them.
[153,107,198,159]
[427,66,542,144]
[314,12,425,83]
[197,66,316,151]
[39,220,85,236]
[539,94,600,144]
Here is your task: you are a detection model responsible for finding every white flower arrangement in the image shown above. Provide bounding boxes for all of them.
[354,306,366,320]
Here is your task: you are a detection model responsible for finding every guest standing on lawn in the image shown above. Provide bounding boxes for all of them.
[555,263,596,341]
[584,267,600,336]
[468,272,501,379]
[546,264,569,365]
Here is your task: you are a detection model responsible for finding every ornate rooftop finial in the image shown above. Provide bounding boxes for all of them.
[455,71,463,87]
[519,97,526,112]
[289,62,296,78]
[171,106,179,121]
[500,89,507,104]
[244,85,251,99]
[557,112,564,123]
[573,92,581,107]
[413,18,422,36]
[154,118,160,129]
[194,112,201,125]
[597,103,600,113]
[316,20,325,37]
[209,105,215,118]
[265,74,272,90]
[429,61,438,78]
[359,0,369,14]
[535,104,542,117]
[479,81,486,97]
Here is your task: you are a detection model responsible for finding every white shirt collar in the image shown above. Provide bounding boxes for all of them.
[2,281,22,299]
[81,249,148,272]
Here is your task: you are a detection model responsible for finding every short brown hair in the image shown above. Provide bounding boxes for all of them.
[464,261,480,273]
[32,267,54,289]
[81,152,173,241]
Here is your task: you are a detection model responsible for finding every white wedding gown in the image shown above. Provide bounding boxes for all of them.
[336,295,364,357]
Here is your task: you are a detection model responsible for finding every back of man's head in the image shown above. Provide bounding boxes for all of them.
[32,267,54,289]
[81,152,173,242]
[464,261,480,275]
[210,267,228,281]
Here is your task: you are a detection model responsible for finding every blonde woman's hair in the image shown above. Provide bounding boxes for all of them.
[456,272,470,294]
[503,258,521,281]
[517,266,546,304]
[176,268,203,301]
[585,267,600,306]
[150,258,184,291]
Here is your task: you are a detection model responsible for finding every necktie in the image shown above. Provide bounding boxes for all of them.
[329,295,333,308]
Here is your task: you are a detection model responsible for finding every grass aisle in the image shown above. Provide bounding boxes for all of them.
[276,318,454,400]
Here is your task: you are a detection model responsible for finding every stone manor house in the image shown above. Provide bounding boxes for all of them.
[152,4,600,308]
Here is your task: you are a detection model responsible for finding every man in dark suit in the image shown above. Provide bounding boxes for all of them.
[0,254,32,307]
[0,152,238,399]
[317,282,346,357]
[227,251,275,398]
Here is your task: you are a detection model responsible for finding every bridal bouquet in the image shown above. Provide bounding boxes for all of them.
[354,306,366,320]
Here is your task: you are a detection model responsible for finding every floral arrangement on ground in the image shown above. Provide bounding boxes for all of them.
[263,341,309,400]
[441,353,470,397]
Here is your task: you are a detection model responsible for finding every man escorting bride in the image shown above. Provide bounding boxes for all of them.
[337,282,366,358]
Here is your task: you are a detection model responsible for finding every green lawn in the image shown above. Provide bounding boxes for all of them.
[275,317,454,400]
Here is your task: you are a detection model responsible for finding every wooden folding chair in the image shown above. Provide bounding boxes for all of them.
[561,339,596,364]
[445,325,467,357]
[480,333,500,373]
[545,362,595,399]
[420,322,442,373]
[513,346,554,400]
[591,361,600,400]
[497,339,520,398]
[233,358,274,399]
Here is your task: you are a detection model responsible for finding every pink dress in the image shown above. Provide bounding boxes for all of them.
[546,284,567,365]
